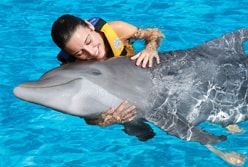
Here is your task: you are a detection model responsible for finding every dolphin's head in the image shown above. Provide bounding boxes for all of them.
[13,62,125,118]
[13,58,152,119]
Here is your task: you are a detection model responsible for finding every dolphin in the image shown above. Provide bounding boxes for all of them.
[14,28,248,147]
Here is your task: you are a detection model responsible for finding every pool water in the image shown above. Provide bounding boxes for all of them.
[1,0,248,166]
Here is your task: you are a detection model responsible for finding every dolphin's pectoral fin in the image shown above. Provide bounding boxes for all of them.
[147,110,226,145]
[122,119,155,141]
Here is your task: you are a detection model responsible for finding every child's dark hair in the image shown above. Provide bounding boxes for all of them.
[51,14,88,49]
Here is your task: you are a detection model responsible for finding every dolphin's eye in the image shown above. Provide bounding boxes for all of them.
[82,68,102,75]
[91,69,102,75]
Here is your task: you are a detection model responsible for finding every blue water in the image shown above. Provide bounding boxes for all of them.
[1,0,248,166]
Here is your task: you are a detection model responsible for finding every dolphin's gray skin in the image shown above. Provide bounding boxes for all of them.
[14,28,248,145]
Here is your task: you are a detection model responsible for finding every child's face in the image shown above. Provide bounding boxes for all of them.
[65,25,106,60]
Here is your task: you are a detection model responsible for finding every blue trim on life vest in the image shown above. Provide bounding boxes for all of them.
[57,50,75,63]
[88,17,100,26]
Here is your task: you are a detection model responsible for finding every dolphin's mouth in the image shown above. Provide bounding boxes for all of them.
[13,78,84,102]
[16,78,82,88]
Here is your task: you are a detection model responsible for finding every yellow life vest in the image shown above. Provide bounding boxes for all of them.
[88,17,135,57]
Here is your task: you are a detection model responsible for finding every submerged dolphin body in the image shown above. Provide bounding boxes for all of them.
[14,28,248,145]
